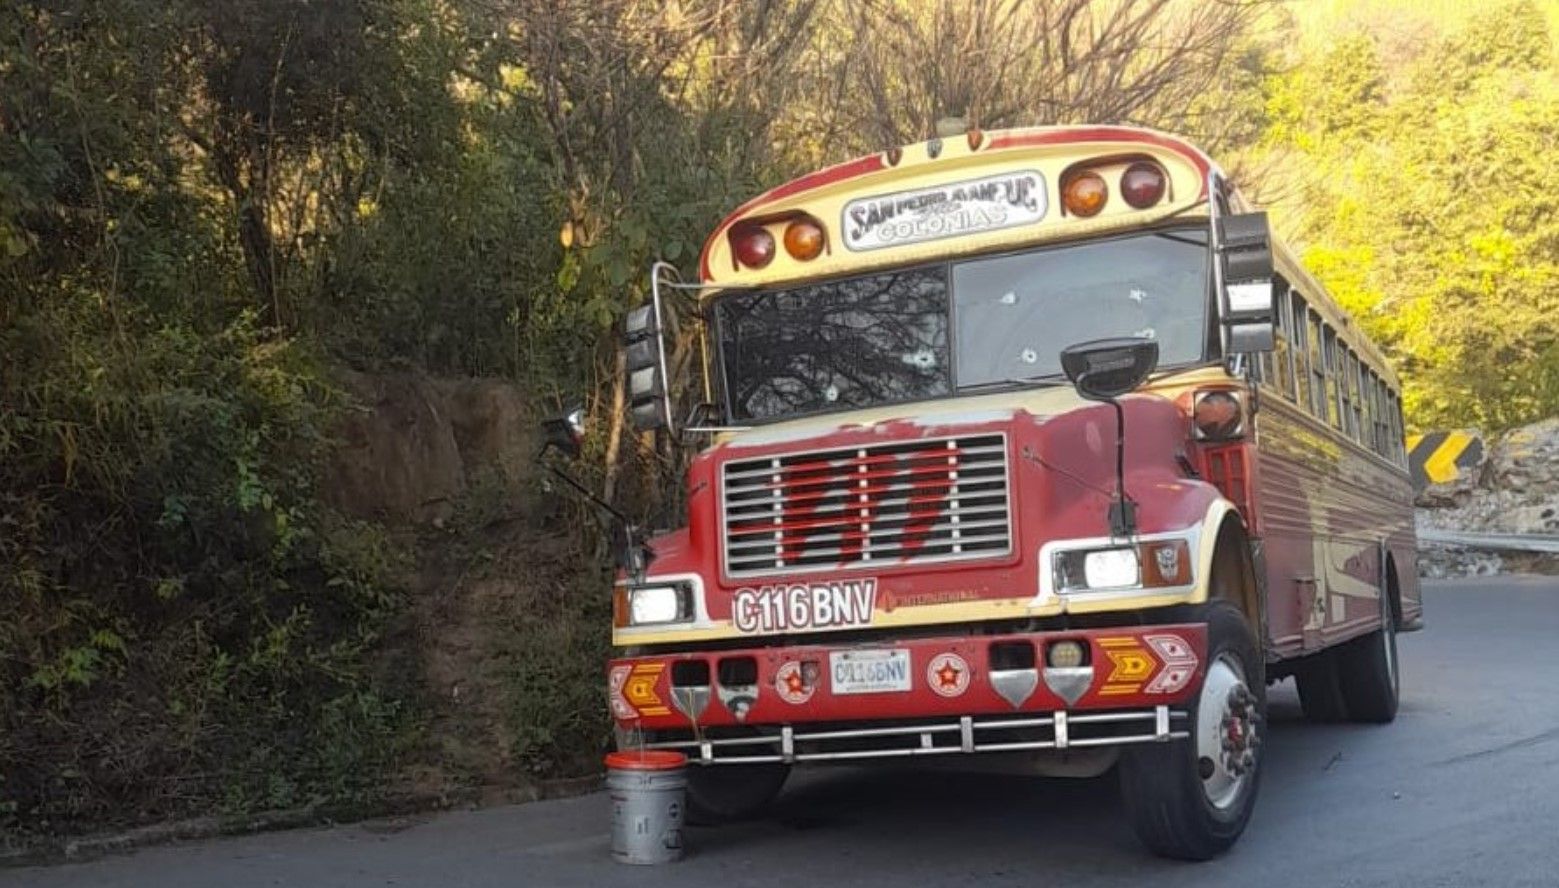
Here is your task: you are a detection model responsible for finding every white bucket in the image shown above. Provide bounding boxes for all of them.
[606,750,688,865]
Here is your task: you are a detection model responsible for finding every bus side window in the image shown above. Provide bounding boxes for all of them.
[1345,351,1363,442]
[1396,391,1409,467]
[1363,370,1380,454]
[1292,293,1312,413]
[1269,277,1296,400]
[1346,348,1359,439]
[1384,375,1396,454]
[1317,318,1338,428]
[1337,345,1354,437]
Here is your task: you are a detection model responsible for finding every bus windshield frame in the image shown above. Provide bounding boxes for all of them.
[710,225,1217,425]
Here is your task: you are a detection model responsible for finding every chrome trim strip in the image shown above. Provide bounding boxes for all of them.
[649,709,1190,765]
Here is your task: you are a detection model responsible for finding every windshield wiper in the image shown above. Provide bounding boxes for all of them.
[958,372,1071,394]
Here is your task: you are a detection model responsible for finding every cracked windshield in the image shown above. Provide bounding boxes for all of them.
[715,229,1209,421]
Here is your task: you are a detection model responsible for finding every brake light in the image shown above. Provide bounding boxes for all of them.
[1201,443,1255,529]
[1062,171,1108,217]
[783,218,825,260]
[731,225,775,269]
[1121,161,1168,209]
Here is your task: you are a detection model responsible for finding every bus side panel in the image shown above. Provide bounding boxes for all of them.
[1253,395,1416,660]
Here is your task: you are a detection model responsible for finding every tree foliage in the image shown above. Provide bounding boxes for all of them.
[1254,0,1559,431]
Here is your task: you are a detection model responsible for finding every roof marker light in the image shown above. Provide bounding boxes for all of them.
[731,225,775,269]
[783,218,825,261]
[1121,162,1168,209]
[1062,171,1108,217]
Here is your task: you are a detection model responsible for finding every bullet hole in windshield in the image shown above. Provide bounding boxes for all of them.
[901,347,938,371]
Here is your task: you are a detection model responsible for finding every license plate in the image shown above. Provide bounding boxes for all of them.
[829,649,912,695]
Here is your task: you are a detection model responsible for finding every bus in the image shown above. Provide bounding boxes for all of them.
[562,125,1420,860]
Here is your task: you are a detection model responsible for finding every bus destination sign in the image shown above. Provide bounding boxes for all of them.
[842,171,1047,251]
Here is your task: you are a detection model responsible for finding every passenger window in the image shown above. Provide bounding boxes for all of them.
[1396,392,1409,467]
[1269,278,1295,400]
[1349,356,1365,443]
[1318,321,1339,427]
[1292,294,1312,412]
[1343,352,1361,441]
[1363,371,1380,453]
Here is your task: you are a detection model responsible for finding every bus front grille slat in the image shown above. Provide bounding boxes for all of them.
[721,433,1012,577]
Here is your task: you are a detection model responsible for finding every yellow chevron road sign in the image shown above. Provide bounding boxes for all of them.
[1406,430,1483,492]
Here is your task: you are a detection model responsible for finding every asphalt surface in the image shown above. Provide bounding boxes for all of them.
[10,575,1559,888]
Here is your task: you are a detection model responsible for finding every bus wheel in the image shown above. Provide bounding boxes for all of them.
[1294,652,1349,722]
[1337,593,1400,723]
[1119,601,1264,860]
[685,762,790,825]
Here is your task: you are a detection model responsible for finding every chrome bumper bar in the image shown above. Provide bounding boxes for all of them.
[646,705,1189,765]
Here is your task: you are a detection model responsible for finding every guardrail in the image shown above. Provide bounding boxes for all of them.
[1418,528,1559,554]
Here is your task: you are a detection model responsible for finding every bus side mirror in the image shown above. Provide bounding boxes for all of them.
[1059,337,1160,401]
[623,304,671,431]
[1218,211,1275,354]
[540,404,587,459]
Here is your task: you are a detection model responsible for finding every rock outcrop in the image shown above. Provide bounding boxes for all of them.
[324,371,536,525]
[1417,417,1559,577]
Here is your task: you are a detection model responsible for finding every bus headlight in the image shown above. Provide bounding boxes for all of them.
[1054,539,1192,593]
[626,584,693,626]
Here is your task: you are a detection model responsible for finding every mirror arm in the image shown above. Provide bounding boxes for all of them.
[534,449,652,580]
[1078,372,1138,539]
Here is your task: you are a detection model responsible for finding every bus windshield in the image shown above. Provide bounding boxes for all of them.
[714,228,1210,423]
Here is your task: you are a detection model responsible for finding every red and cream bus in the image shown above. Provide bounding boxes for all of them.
[552,125,1420,859]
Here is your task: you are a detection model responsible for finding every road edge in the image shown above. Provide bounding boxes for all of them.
[0,774,603,869]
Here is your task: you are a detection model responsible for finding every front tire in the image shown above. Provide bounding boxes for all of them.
[684,762,790,825]
[1119,600,1265,860]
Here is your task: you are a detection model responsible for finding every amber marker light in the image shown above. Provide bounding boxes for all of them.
[1121,161,1168,209]
[1193,390,1244,440]
[1062,171,1108,217]
[731,224,775,269]
[783,218,826,261]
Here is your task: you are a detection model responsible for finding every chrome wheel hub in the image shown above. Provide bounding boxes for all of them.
[1196,653,1259,810]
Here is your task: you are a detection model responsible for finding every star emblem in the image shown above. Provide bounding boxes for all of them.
[936,661,962,688]
[785,669,806,695]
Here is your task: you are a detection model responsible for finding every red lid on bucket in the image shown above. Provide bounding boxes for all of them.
[605,749,687,772]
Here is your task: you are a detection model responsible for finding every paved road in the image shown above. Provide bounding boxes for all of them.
[11,576,1559,888]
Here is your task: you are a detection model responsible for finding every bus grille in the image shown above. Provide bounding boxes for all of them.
[720,434,1011,577]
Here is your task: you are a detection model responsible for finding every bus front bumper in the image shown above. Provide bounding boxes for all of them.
[609,623,1207,764]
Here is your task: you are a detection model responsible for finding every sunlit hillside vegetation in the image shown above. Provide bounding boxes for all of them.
[2,0,1554,838]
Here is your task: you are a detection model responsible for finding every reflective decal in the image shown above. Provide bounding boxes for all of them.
[1144,633,1199,695]
[775,660,817,705]
[926,652,971,698]
[622,662,669,716]
[1098,636,1156,696]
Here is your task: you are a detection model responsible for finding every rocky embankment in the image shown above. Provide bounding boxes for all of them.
[1416,418,1559,578]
